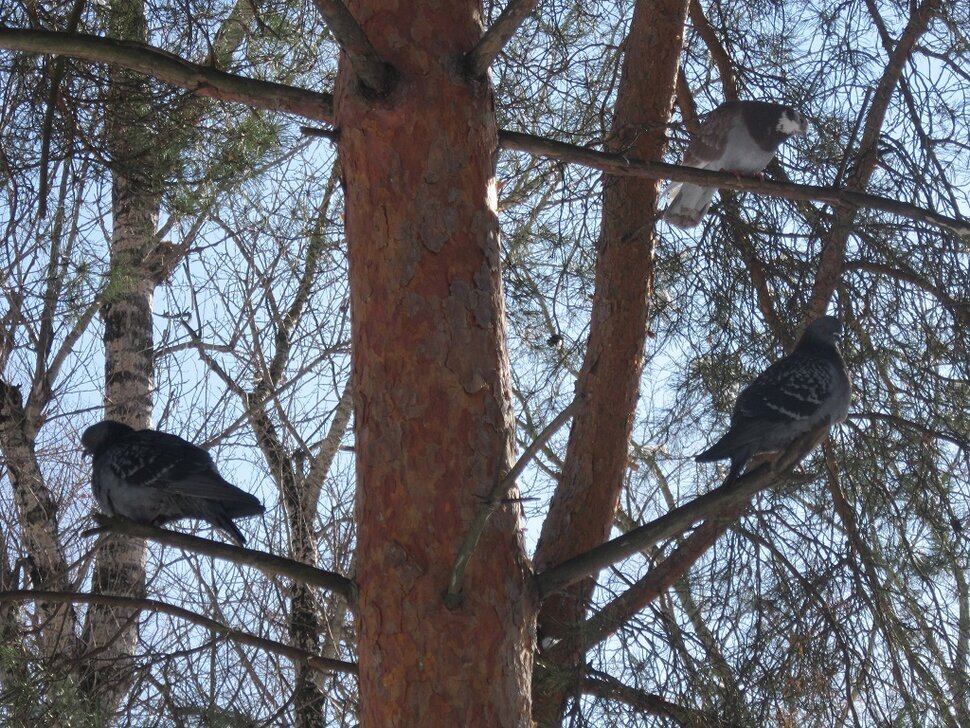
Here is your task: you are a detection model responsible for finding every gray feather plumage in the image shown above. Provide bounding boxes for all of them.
[82,420,264,545]
[695,316,851,485]
[665,100,809,229]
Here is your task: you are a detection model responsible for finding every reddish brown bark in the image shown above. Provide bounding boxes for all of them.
[531,0,689,722]
[335,1,533,725]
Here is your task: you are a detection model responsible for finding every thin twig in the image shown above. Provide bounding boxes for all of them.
[38,0,86,219]
[444,395,583,608]
[309,0,392,94]
[582,669,725,727]
[834,87,873,188]
[465,0,542,78]
[688,0,738,101]
[0,589,357,675]
[85,515,357,601]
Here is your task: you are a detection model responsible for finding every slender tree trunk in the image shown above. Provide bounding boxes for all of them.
[531,1,689,723]
[0,383,77,674]
[335,1,533,724]
[78,0,159,714]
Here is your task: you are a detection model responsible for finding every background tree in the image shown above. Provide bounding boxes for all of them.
[1,0,968,725]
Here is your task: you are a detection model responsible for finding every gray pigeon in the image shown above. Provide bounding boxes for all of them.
[695,316,850,485]
[82,420,264,545]
[664,100,809,229]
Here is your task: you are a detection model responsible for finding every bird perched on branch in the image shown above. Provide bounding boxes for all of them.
[664,100,809,229]
[82,420,264,545]
[695,316,850,486]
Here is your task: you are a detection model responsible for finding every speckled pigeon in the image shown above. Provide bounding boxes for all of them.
[664,100,809,229]
[82,420,264,545]
[695,316,850,485]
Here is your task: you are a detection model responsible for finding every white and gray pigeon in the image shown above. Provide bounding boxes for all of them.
[664,100,809,229]
[82,420,264,545]
[695,316,850,486]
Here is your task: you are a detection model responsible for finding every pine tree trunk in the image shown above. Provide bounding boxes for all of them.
[531,1,689,723]
[335,1,534,724]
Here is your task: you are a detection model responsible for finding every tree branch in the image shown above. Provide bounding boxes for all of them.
[534,424,831,599]
[0,590,357,675]
[582,670,727,727]
[444,395,582,608]
[805,0,941,319]
[497,129,970,237]
[465,0,541,77]
[848,411,968,450]
[309,0,392,94]
[6,27,965,241]
[0,29,335,122]
[843,259,970,327]
[687,0,738,101]
[85,516,357,601]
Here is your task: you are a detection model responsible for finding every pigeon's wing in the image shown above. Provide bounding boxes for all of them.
[110,431,259,505]
[734,352,835,425]
[140,433,264,514]
[106,431,210,488]
[166,474,263,510]
[664,103,740,224]
[681,102,740,168]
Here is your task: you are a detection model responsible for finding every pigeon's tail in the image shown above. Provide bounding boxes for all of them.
[694,435,734,463]
[663,183,715,229]
[213,512,248,546]
[221,490,265,519]
[696,437,754,487]
[664,181,683,203]
[198,504,256,547]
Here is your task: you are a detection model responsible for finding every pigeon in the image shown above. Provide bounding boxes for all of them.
[695,316,850,485]
[82,420,264,545]
[664,100,809,229]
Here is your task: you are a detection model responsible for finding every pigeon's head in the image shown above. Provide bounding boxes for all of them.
[801,315,843,346]
[776,107,809,137]
[81,420,136,457]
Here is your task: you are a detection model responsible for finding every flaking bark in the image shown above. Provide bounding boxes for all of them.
[335,0,534,723]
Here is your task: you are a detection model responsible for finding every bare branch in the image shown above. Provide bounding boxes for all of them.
[582,670,728,727]
[843,259,970,327]
[309,0,392,94]
[498,129,970,237]
[86,516,356,600]
[534,424,831,599]
[848,411,968,450]
[465,0,541,78]
[805,0,941,319]
[0,590,358,675]
[548,512,733,660]
[301,125,340,141]
[0,29,335,123]
[6,27,962,245]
